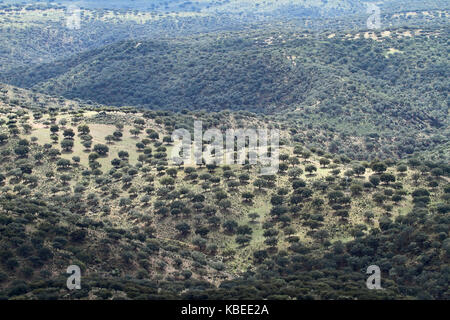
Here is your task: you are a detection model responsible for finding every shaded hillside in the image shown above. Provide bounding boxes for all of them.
[3,28,448,161]
[6,28,448,116]
[1,1,448,75]
[0,0,370,74]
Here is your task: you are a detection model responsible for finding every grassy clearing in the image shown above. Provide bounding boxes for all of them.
[25,111,164,171]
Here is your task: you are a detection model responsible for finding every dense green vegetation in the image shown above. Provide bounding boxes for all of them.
[1,1,448,74]
[3,26,448,161]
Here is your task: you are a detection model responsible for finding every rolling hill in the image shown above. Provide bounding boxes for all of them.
[0,85,448,299]
[2,27,448,161]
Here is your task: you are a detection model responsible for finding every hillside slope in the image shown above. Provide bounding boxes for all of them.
[3,28,448,161]
[5,28,447,115]
[0,86,448,299]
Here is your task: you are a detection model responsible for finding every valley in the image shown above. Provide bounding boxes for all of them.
[0,0,448,301]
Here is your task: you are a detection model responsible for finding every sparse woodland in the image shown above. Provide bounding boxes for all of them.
[0,1,448,300]
[0,85,448,299]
